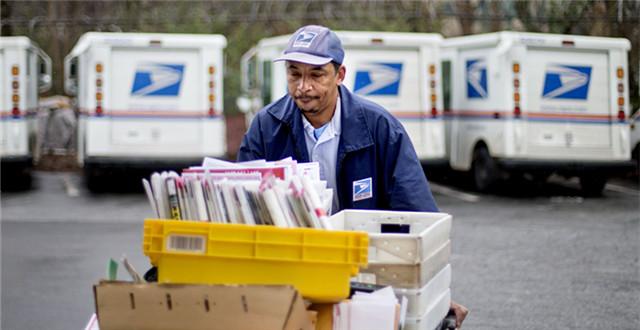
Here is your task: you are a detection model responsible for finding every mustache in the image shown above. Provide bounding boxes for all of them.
[294,94,320,100]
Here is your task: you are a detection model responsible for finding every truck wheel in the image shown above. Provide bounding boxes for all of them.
[531,171,551,184]
[579,175,606,197]
[632,144,640,176]
[1,168,32,191]
[85,167,104,192]
[472,146,498,192]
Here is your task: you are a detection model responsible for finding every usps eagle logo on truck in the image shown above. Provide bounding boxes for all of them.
[353,62,403,96]
[466,59,488,99]
[131,63,185,97]
[542,64,591,100]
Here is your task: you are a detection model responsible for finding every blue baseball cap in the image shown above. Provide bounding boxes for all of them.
[274,25,344,66]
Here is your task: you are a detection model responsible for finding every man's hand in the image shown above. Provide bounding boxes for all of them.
[450,301,469,329]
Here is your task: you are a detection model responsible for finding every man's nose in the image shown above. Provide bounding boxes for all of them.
[297,75,312,91]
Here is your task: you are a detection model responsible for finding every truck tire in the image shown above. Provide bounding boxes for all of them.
[85,167,105,192]
[1,168,32,191]
[579,175,606,197]
[632,143,640,176]
[472,146,498,192]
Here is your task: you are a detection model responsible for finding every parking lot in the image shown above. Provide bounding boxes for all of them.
[1,170,639,330]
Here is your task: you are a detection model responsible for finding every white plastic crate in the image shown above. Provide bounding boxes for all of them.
[359,240,450,288]
[394,264,451,318]
[404,289,451,330]
[330,210,452,264]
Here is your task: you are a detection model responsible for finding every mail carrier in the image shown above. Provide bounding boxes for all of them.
[238,31,447,165]
[0,36,52,189]
[441,32,633,195]
[64,32,227,188]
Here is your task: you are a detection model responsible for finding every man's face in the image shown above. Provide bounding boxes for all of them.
[286,61,345,120]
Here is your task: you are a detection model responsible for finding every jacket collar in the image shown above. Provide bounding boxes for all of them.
[267,96,309,161]
[336,85,374,153]
[267,96,298,126]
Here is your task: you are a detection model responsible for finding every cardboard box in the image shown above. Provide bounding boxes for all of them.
[94,281,315,330]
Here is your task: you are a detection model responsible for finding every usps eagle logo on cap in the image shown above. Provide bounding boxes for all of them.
[293,32,317,48]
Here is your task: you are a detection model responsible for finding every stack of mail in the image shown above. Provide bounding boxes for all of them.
[330,210,453,330]
[143,157,334,229]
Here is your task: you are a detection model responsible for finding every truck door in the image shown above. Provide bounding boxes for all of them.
[109,47,203,154]
[524,48,611,157]
[0,49,5,150]
[0,48,26,156]
[342,48,427,155]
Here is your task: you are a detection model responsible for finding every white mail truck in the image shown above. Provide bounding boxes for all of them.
[441,32,633,195]
[65,33,227,188]
[630,110,640,175]
[632,61,640,175]
[631,64,640,175]
[238,31,446,164]
[0,36,52,189]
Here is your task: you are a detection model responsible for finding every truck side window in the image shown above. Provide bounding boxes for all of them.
[68,57,78,95]
[262,61,272,106]
[441,60,451,112]
[247,57,257,91]
[27,50,33,75]
[70,58,77,77]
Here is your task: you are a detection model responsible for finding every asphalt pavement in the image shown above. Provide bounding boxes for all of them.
[1,171,638,329]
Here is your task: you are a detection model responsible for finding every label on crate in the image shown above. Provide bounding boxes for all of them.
[166,234,206,254]
[353,272,377,285]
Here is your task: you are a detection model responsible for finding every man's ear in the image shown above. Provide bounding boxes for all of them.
[336,65,346,86]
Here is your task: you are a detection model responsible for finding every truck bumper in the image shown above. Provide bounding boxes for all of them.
[421,157,450,168]
[497,159,635,176]
[1,155,33,168]
[84,156,217,172]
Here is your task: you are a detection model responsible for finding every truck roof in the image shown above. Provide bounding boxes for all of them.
[442,31,630,51]
[67,32,227,58]
[0,36,37,49]
[258,31,443,49]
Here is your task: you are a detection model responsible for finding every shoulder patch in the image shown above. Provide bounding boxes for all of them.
[353,177,373,202]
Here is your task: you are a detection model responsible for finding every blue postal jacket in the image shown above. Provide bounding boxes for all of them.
[237,85,438,213]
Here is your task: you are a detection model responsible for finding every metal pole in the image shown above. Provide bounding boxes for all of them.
[618,0,623,22]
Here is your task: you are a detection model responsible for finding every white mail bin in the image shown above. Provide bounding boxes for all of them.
[329,210,452,265]
[394,264,452,318]
[360,240,450,288]
[404,289,451,330]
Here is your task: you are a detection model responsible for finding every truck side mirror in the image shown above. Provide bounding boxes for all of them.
[39,74,52,93]
[236,96,251,113]
[64,56,78,96]
[38,49,52,93]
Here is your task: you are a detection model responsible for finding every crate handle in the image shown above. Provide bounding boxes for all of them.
[380,223,411,234]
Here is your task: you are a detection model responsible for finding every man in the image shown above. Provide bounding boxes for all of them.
[238,24,438,214]
[237,25,467,327]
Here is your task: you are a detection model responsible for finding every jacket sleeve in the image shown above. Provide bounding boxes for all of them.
[237,113,265,162]
[386,127,439,212]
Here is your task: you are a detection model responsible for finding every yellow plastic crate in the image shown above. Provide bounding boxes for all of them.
[142,219,369,302]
